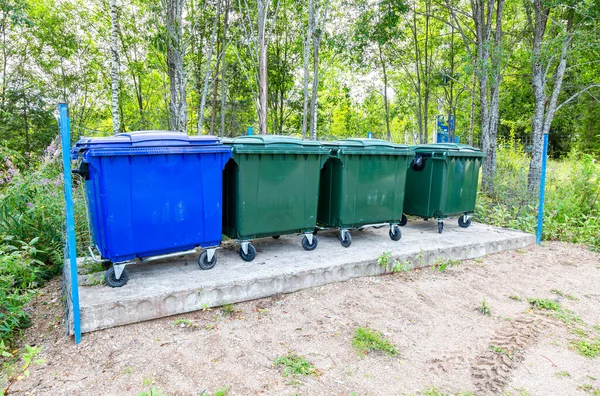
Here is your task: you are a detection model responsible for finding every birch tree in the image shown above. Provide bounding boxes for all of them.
[163,0,187,132]
[197,0,222,135]
[524,0,598,194]
[109,0,121,135]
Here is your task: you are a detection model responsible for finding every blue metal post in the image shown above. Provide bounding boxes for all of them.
[59,103,82,343]
[536,133,549,245]
[247,126,253,136]
[367,131,372,139]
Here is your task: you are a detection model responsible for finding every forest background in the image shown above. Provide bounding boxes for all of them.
[0,0,599,346]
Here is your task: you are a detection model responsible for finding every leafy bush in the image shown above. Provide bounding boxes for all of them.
[476,140,600,250]
[0,139,89,275]
[0,139,89,344]
[0,237,43,343]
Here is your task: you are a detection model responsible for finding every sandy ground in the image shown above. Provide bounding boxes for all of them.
[6,242,600,396]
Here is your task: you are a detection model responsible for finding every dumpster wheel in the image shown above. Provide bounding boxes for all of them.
[339,230,352,248]
[389,225,402,241]
[399,214,407,227]
[301,234,318,251]
[458,215,472,228]
[239,243,256,262]
[198,250,218,270]
[105,266,129,288]
[272,235,280,239]
[438,221,444,234]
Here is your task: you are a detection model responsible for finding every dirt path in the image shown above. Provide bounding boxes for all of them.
[8,242,600,395]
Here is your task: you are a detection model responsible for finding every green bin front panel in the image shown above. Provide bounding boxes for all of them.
[223,152,326,240]
[318,153,411,228]
[403,153,483,219]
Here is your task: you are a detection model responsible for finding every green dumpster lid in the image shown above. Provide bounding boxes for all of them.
[411,143,485,158]
[223,135,327,154]
[325,138,413,155]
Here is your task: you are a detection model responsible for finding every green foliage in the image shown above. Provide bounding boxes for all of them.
[527,298,560,311]
[137,388,167,396]
[273,354,319,377]
[476,141,600,251]
[1,342,44,396]
[0,237,43,343]
[570,339,600,358]
[377,251,392,268]
[391,259,413,273]
[352,327,399,357]
[478,299,492,316]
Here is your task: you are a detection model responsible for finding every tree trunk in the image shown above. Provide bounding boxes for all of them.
[258,0,268,135]
[219,0,229,138]
[469,73,476,146]
[301,0,314,140]
[198,0,222,135]
[378,43,391,141]
[109,0,121,135]
[527,5,572,195]
[165,0,187,132]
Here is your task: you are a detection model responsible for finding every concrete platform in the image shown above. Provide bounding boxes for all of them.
[71,221,534,334]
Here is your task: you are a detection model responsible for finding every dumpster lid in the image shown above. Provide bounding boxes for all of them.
[412,143,484,158]
[74,131,220,149]
[330,138,409,149]
[325,138,412,155]
[224,135,327,154]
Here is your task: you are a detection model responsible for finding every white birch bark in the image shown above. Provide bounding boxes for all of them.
[198,0,222,135]
[164,0,187,132]
[257,0,268,135]
[301,0,314,140]
[109,0,121,135]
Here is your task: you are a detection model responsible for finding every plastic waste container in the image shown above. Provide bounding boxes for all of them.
[71,131,232,287]
[222,135,329,261]
[402,143,484,233]
[317,139,414,247]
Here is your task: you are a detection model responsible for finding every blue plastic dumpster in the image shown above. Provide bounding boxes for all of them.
[71,131,232,287]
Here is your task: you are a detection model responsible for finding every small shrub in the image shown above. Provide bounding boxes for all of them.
[478,299,492,316]
[391,259,413,273]
[1,342,45,395]
[509,295,522,301]
[273,354,319,377]
[377,251,392,269]
[352,327,398,357]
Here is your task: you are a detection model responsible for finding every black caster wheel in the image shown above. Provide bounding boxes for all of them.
[389,225,402,241]
[424,217,429,221]
[198,250,218,269]
[339,230,352,248]
[399,214,407,227]
[239,244,256,262]
[458,215,472,228]
[438,222,444,234]
[301,235,318,251]
[105,266,129,288]
[272,235,280,239]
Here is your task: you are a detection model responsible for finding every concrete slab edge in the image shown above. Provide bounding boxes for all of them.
[78,233,535,334]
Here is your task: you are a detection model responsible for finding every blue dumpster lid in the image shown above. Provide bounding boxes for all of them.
[223,135,328,155]
[71,131,225,159]
[74,131,220,149]
[324,138,413,156]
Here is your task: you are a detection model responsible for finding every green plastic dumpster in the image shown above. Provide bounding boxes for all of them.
[402,143,485,233]
[317,139,414,247]
[222,135,329,261]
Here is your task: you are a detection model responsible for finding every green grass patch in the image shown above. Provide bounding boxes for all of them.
[273,354,319,377]
[508,295,522,301]
[352,327,399,357]
[527,298,561,311]
[570,339,600,358]
[555,370,570,378]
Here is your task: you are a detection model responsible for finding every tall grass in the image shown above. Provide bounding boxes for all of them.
[476,139,600,250]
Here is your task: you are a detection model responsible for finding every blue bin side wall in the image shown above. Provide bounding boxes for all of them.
[84,150,230,262]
